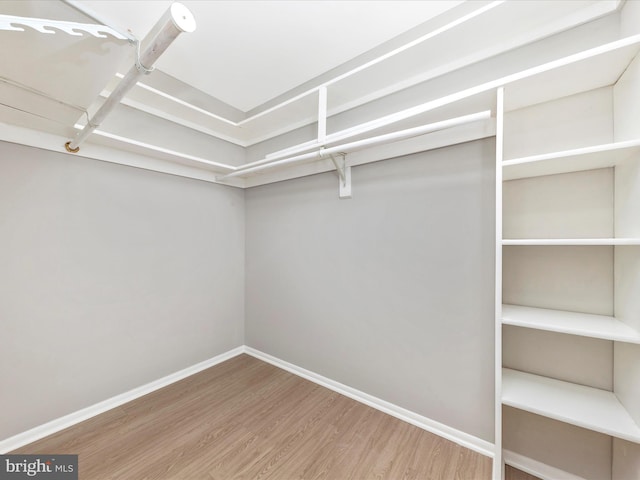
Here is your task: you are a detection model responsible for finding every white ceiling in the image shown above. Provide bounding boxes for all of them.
[77,1,462,112]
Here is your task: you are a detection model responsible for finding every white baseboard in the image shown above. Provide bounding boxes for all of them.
[504,449,586,480]
[0,346,245,453]
[2,344,495,463]
[244,346,496,459]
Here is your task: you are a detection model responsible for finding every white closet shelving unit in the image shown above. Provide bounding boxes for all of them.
[502,368,640,442]
[496,2,640,477]
[502,305,640,343]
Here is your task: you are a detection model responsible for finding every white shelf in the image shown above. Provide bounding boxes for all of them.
[503,36,640,113]
[502,368,640,443]
[502,304,640,344]
[502,238,640,246]
[503,139,640,180]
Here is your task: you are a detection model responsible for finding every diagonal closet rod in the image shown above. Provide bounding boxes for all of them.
[219,110,491,180]
[65,3,196,153]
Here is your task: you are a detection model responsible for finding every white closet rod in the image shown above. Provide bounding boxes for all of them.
[65,3,195,153]
[219,110,491,179]
[231,101,495,175]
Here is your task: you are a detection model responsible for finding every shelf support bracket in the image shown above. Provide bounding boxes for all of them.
[329,153,351,199]
[0,14,128,40]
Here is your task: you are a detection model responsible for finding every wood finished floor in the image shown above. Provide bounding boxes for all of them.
[13,354,526,479]
[504,466,541,480]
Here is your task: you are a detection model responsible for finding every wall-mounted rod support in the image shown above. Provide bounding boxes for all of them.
[65,3,196,153]
[329,153,351,199]
[220,110,491,180]
[329,153,346,184]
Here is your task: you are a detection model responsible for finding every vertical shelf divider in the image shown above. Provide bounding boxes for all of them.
[495,86,505,480]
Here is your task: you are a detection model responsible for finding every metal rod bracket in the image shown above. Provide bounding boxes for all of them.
[329,153,351,199]
[64,141,80,153]
[135,40,155,75]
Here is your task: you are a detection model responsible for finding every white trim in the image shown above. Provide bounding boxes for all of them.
[0,122,245,188]
[2,345,495,461]
[244,346,495,459]
[114,96,248,147]
[117,74,238,127]
[504,449,586,480]
[0,346,244,454]
[502,138,640,166]
[494,86,504,480]
[71,124,237,172]
[502,238,640,246]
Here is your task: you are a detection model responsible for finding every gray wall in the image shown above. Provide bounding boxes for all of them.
[245,139,496,442]
[0,141,245,440]
[1,137,495,444]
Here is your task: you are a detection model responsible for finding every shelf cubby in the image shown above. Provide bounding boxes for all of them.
[502,368,640,444]
[502,304,640,344]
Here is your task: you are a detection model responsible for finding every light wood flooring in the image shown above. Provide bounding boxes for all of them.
[505,466,541,480]
[13,354,530,479]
